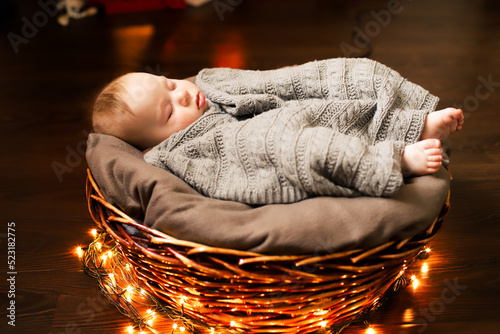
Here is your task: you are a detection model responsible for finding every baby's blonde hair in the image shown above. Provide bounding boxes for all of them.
[92,76,132,136]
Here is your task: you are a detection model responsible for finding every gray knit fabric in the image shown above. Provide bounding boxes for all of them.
[144,58,439,205]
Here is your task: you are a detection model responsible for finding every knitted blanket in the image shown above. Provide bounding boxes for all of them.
[144,58,439,204]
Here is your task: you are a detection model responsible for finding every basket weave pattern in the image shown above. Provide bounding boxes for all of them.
[86,170,449,333]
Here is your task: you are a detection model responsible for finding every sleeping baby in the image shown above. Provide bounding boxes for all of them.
[92,58,463,205]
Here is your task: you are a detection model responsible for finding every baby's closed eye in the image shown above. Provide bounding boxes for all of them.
[162,103,174,123]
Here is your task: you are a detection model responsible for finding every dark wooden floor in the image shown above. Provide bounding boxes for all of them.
[1,0,499,333]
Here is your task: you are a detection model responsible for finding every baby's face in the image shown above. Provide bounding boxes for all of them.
[120,72,209,149]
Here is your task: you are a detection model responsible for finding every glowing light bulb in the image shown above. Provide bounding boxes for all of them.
[91,229,97,238]
[230,321,236,327]
[127,325,133,333]
[319,320,327,328]
[75,246,83,258]
[366,327,375,334]
[425,247,431,253]
[126,285,133,302]
[96,242,102,250]
[180,326,185,332]
[421,263,429,273]
[107,250,113,258]
[173,323,178,329]
[108,273,115,285]
[411,275,419,289]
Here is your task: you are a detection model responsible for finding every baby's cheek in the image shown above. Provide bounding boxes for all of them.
[176,119,194,132]
[187,113,202,126]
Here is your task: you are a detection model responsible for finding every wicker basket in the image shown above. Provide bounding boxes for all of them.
[85,169,449,333]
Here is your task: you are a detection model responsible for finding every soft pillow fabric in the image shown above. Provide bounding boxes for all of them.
[86,133,450,255]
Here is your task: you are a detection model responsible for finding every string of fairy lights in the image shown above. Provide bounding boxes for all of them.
[76,229,241,334]
[75,228,433,334]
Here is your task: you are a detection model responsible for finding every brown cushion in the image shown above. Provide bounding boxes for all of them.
[86,133,450,255]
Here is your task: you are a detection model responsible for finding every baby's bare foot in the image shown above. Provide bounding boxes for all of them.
[402,139,443,177]
[420,108,464,140]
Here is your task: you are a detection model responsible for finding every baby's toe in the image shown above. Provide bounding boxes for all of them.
[451,107,463,118]
[456,111,465,129]
[427,161,442,168]
[427,154,442,162]
[427,162,442,173]
[426,147,442,155]
[420,139,442,150]
[452,108,464,124]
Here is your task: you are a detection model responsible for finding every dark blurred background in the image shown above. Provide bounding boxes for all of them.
[1,0,499,333]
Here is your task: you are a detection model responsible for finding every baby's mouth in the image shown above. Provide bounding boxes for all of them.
[197,92,206,111]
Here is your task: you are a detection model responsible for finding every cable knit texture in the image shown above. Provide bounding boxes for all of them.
[144,58,439,205]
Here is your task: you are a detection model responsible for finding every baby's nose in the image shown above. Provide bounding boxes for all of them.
[176,90,190,107]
